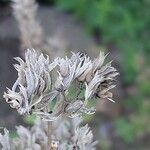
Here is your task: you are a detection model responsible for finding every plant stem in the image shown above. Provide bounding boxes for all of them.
[47,121,52,150]
[47,73,53,150]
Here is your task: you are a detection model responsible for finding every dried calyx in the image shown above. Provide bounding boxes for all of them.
[3,49,118,121]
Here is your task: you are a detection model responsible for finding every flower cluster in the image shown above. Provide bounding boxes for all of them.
[0,117,96,150]
[3,49,118,121]
[0,120,47,150]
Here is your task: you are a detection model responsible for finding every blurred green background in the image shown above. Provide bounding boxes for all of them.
[0,0,150,149]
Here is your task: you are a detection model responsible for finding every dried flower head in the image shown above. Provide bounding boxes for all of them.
[3,49,118,121]
[3,49,58,115]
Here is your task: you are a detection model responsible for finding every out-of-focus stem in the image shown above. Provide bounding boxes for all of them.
[47,121,52,150]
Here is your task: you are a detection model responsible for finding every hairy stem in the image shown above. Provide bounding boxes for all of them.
[47,121,52,150]
[47,73,53,150]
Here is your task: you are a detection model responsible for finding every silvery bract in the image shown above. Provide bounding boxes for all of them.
[4,49,118,121]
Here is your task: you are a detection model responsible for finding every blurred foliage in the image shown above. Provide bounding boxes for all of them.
[115,99,150,143]
[115,118,137,143]
[53,0,150,84]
